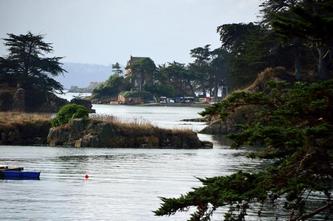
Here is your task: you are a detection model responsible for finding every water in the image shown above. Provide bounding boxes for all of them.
[0,146,259,221]
[0,95,261,220]
[92,104,207,132]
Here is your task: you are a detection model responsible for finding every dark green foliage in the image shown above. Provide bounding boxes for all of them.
[92,75,130,98]
[155,62,195,97]
[51,104,89,127]
[0,32,65,92]
[217,23,296,89]
[112,62,123,75]
[155,80,333,220]
[261,0,333,79]
[145,84,176,98]
[0,32,66,110]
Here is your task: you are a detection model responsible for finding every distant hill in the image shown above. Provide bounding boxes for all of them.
[55,63,113,89]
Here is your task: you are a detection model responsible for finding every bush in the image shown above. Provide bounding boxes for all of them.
[51,104,89,127]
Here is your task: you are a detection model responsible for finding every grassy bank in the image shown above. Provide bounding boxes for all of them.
[0,112,51,145]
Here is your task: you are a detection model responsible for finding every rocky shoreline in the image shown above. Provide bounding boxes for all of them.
[48,118,212,149]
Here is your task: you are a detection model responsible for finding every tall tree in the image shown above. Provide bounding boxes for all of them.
[155,62,195,97]
[155,80,333,220]
[210,48,230,99]
[189,45,212,95]
[217,23,271,88]
[262,0,333,79]
[112,62,123,76]
[217,22,297,88]
[0,32,65,92]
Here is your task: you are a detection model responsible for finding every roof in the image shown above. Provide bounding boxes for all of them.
[126,56,153,69]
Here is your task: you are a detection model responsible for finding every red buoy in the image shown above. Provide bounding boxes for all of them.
[84,174,89,179]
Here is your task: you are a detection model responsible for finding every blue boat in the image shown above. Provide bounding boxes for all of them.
[0,166,40,180]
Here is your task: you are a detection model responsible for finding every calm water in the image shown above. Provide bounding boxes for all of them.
[0,98,261,220]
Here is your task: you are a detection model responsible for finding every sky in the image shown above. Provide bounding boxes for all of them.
[0,0,261,66]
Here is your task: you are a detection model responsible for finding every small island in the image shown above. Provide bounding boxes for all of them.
[0,111,212,149]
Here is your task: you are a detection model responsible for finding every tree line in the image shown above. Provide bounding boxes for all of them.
[94,0,332,102]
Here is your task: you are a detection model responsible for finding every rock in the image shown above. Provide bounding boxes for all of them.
[70,98,95,113]
[181,118,207,122]
[200,105,256,135]
[200,119,230,134]
[201,141,214,149]
[31,92,69,113]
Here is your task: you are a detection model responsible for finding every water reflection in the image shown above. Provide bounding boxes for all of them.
[0,145,264,221]
[0,105,263,220]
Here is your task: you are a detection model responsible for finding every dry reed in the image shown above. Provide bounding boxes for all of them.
[90,114,192,134]
[0,112,51,126]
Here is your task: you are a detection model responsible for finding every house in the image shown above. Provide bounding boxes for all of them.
[125,56,156,92]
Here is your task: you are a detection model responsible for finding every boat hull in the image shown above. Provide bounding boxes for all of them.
[0,171,40,180]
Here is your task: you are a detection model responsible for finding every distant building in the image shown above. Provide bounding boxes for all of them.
[125,56,156,92]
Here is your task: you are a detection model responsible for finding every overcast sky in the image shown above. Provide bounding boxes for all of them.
[0,0,261,66]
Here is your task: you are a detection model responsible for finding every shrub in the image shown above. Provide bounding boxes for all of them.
[51,104,89,127]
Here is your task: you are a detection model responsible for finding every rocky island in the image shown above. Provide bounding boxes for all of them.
[48,117,212,149]
[0,112,212,149]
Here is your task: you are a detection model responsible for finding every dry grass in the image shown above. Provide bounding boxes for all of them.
[0,112,51,127]
[91,114,156,130]
[246,67,293,92]
[90,114,192,134]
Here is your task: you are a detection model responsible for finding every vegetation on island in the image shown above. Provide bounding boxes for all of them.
[51,103,89,127]
[155,0,333,220]
[91,49,230,102]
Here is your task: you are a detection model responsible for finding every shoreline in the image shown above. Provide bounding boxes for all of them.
[94,102,211,108]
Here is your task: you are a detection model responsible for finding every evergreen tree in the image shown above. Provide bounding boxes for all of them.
[261,0,333,79]
[155,80,333,220]
[112,62,123,76]
[0,32,65,92]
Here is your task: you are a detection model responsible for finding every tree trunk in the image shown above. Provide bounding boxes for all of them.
[213,83,218,101]
[293,37,302,81]
[202,88,206,97]
[187,80,195,97]
[294,49,302,81]
[317,47,330,80]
